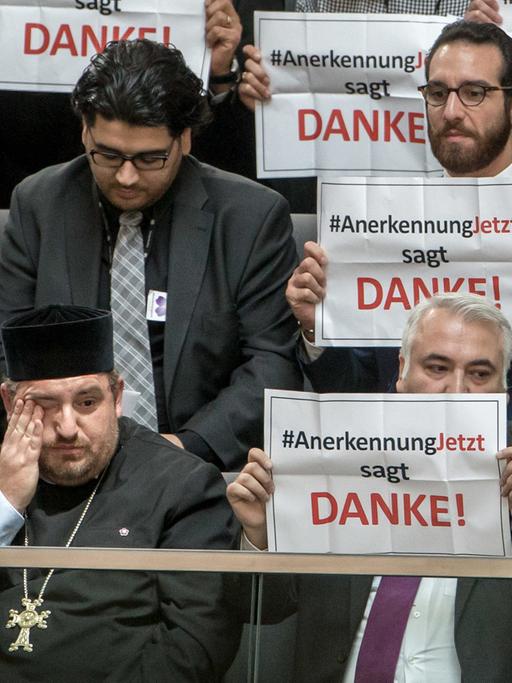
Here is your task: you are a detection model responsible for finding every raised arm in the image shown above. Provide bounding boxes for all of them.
[206,0,242,94]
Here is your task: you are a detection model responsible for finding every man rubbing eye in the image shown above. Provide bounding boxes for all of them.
[0,305,241,681]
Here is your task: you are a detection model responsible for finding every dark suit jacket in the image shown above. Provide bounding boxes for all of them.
[0,155,301,468]
[303,347,399,393]
[0,417,242,681]
[287,574,512,682]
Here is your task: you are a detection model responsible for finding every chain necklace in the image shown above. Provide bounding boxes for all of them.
[5,468,107,654]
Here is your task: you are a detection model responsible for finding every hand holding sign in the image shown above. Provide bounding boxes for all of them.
[205,0,242,86]
[239,44,271,112]
[498,447,512,508]
[226,447,272,550]
[464,0,502,24]
[286,242,327,341]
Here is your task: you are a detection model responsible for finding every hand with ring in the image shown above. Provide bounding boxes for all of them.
[205,0,242,86]
[238,44,272,112]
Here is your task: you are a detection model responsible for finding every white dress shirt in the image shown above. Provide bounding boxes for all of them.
[343,576,461,682]
[0,490,24,546]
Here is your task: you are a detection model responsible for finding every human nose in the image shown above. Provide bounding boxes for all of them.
[54,405,79,440]
[442,90,465,123]
[115,159,139,186]
[445,370,469,394]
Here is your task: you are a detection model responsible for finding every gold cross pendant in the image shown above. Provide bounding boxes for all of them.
[6,597,51,652]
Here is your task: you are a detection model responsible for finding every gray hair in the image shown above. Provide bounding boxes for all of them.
[400,294,512,388]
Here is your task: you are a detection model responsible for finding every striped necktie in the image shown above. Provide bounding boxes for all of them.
[110,210,158,430]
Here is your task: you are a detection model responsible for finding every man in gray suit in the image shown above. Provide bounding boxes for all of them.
[229,293,512,682]
[0,39,301,468]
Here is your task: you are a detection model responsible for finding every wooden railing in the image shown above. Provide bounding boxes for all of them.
[1,546,512,578]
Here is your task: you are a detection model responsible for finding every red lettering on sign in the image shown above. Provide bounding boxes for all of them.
[353,110,379,142]
[430,495,450,527]
[403,493,428,526]
[338,492,369,526]
[24,23,49,55]
[296,108,425,144]
[356,276,500,311]
[322,109,350,141]
[310,491,466,528]
[311,492,338,524]
[298,110,322,141]
[23,23,173,58]
[81,25,108,55]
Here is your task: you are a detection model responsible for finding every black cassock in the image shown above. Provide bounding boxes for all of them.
[0,417,242,682]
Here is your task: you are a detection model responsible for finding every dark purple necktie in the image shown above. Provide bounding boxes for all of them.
[354,576,421,683]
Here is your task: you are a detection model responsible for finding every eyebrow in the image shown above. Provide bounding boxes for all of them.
[428,78,495,88]
[421,353,497,370]
[25,386,104,401]
[93,141,168,156]
[466,359,497,371]
[421,353,450,364]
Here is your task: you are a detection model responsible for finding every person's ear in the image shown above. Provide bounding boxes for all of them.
[0,383,14,418]
[114,377,124,418]
[396,354,406,393]
[180,128,192,156]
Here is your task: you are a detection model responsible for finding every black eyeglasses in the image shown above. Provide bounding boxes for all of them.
[87,130,175,171]
[418,82,512,107]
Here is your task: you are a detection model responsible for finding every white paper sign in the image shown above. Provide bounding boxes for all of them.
[265,390,510,556]
[500,0,512,33]
[0,0,209,92]
[254,12,452,179]
[315,177,512,347]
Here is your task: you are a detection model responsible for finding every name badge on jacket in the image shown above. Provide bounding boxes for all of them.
[146,290,167,322]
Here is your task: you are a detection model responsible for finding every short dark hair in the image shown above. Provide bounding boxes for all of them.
[426,21,512,104]
[71,39,211,136]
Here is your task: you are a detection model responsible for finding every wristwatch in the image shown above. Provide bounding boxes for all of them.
[209,58,240,85]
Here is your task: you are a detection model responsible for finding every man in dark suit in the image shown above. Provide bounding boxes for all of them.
[228,293,512,682]
[0,304,241,681]
[0,0,244,209]
[0,39,301,469]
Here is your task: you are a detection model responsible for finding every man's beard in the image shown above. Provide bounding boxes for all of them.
[39,419,119,486]
[428,112,512,175]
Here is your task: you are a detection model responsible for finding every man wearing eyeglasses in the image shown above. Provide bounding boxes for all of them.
[0,39,301,468]
[288,19,512,399]
[419,19,512,177]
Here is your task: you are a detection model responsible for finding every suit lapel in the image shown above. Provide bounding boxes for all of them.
[65,173,103,306]
[163,158,213,411]
[350,575,374,638]
[454,577,475,630]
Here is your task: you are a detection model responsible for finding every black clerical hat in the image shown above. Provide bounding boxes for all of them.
[1,305,114,381]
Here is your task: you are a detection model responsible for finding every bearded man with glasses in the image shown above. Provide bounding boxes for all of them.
[0,39,302,469]
[284,20,512,403]
[418,20,512,177]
